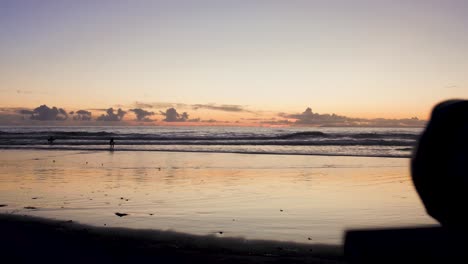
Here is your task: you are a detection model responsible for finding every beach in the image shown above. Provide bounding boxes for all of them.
[2,0,465,261]
[0,213,344,263]
[0,149,435,245]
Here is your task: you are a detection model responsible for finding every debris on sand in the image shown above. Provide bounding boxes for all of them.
[115,212,128,217]
[0,204,7,207]
[24,206,37,209]
[32,197,38,199]
[280,209,283,212]
[218,231,223,235]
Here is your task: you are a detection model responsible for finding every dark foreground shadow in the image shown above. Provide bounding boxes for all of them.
[344,226,468,263]
[345,99,468,263]
[0,214,344,264]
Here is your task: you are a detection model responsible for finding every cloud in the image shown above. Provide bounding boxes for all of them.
[133,102,155,109]
[259,119,293,125]
[73,110,92,121]
[160,108,190,122]
[0,103,427,127]
[279,107,426,127]
[133,102,253,113]
[134,101,188,109]
[18,109,34,115]
[15,90,33,94]
[19,105,69,121]
[96,108,126,121]
[129,108,155,121]
[362,117,425,127]
[192,104,250,113]
[279,107,350,125]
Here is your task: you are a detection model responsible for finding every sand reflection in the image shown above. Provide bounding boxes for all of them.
[0,150,436,244]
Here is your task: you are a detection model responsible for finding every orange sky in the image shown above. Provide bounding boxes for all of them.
[1,1,467,125]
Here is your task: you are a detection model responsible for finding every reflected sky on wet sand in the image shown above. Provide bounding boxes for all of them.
[0,150,436,244]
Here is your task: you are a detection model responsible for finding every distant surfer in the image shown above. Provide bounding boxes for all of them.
[47,136,55,145]
[110,138,115,150]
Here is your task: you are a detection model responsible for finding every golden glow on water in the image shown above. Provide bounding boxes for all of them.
[0,150,436,244]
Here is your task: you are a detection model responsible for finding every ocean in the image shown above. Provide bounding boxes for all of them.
[0,126,421,157]
[0,126,436,244]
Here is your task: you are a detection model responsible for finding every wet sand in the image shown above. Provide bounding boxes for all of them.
[0,214,344,264]
[0,150,435,244]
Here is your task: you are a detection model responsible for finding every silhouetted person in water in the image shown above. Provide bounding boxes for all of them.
[110,138,115,150]
[412,99,468,229]
[47,136,55,145]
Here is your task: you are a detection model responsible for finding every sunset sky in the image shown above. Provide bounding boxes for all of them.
[1,0,467,125]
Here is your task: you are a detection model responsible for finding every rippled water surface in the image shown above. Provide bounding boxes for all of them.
[0,149,436,244]
[0,126,422,157]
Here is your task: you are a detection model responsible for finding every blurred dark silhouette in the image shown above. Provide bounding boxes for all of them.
[110,138,115,150]
[411,100,468,228]
[47,136,55,144]
[345,99,468,263]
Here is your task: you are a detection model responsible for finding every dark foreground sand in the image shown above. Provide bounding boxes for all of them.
[0,214,344,264]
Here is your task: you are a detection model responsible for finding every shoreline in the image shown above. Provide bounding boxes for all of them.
[0,214,344,263]
[0,147,411,158]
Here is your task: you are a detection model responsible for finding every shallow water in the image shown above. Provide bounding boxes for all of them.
[0,149,436,244]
